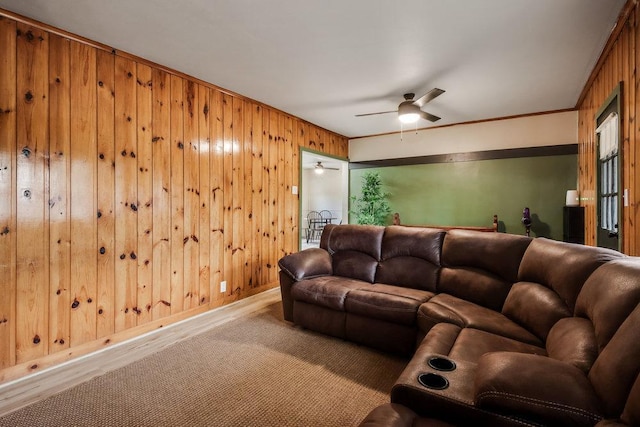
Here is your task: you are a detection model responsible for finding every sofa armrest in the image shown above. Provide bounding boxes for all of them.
[278,248,333,322]
[278,248,332,281]
[474,352,603,427]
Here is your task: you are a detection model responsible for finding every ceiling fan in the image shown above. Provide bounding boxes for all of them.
[355,88,445,123]
[314,161,339,174]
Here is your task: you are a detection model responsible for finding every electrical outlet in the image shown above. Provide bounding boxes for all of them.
[220,281,227,293]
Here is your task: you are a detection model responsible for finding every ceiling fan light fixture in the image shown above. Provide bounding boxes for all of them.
[356,89,444,126]
[314,161,325,174]
[398,100,421,124]
[398,112,420,123]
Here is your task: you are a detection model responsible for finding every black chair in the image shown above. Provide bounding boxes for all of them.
[305,211,323,243]
[319,210,333,225]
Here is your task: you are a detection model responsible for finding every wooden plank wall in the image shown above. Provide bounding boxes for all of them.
[577,1,639,255]
[0,13,348,382]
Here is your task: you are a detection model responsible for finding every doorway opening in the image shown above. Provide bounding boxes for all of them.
[299,149,349,250]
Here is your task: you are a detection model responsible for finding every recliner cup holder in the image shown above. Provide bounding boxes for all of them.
[417,373,449,390]
[427,356,456,371]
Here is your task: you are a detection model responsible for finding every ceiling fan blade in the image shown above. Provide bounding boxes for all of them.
[420,110,441,122]
[414,88,445,108]
[315,161,340,171]
[355,110,397,117]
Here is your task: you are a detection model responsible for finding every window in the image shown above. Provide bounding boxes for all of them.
[596,112,619,242]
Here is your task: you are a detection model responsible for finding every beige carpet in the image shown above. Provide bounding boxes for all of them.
[0,303,408,427]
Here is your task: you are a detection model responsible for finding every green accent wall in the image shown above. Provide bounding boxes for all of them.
[349,154,577,240]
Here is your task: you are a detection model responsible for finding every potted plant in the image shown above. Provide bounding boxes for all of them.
[350,171,392,225]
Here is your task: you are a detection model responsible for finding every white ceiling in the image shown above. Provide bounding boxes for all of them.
[0,0,626,138]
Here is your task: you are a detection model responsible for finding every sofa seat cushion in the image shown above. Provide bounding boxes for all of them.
[290,276,369,311]
[448,328,547,363]
[346,314,418,355]
[417,293,542,346]
[416,322,546,364]
[345,284,434,326]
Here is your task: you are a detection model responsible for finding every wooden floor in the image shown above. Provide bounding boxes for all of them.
[0,289,281,417]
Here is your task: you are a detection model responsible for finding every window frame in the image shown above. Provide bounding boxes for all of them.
[594,83,622,251]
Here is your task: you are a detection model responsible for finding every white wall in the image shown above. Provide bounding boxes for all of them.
[301,169,344,222]
[349,110,578,161]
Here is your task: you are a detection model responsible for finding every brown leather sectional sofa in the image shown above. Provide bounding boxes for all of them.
[277,224,640,427]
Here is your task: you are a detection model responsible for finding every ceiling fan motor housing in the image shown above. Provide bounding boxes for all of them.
[398,100,421,123]
[398,100,420,115]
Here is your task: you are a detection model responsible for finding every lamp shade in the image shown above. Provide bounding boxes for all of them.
[566,190,579,206]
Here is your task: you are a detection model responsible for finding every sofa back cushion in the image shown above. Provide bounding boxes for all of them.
[375,226,445,291]
[517,238,622,313]
[320,224,385,283]
[503,239,623,341]
[502,281,572,341]
[588,304,640,419]
[575,258,640,352]
[439,230,532,311]
[575,259,640,418]
[545,317,598,373]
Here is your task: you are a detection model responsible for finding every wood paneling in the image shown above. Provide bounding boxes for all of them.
[577,1,640,254]
[0,16,17,370]
[222,93,234,297]
[268,111,278,285]
[169,75,184,314]
[183,81,199,309]
[69,41,97,347]
[48,34,70,353]
[198,85,211,306]
[96,49,115,338]
[136,63,153,324]
[251,104,263,286]
[284,117,294,256]
[243,100,253,290]
[261,108,271,287]
[277,115,285,265]
[151,68,171,320]
[209,89,224,301]
[114,56,138,332]
[232,97,244,298]
[16,23,49,364]
[0,12,348,382]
